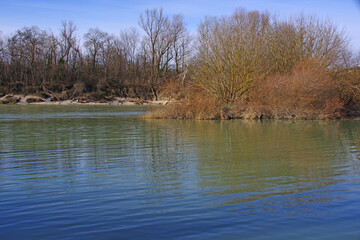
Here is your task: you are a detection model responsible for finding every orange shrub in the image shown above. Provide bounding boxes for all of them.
[157,79,188,101]
[247,59,344,119]
[145,88,240,120]
[333,67,360,117]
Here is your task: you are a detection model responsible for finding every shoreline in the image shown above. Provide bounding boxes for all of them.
[0,94,170,106]
[1,94,359,120]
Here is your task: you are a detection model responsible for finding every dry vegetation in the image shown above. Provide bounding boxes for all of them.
[1,7,359,119]
[0,9,190,101]
[144,88,235,120]
[246,59,344,120]
[149,58,359,120]
[146,9,360,120]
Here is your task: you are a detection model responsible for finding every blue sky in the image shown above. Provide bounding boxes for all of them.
[1,0,360,50]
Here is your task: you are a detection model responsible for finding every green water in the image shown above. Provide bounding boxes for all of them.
[0,105,359,239]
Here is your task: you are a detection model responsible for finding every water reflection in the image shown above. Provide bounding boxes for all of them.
[0,106,360,239]
[144,119,360,210]
[1,109,359,206]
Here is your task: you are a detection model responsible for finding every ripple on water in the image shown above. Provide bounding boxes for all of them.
[0,106,360,239]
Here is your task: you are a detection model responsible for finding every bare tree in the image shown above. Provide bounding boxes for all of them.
[0,32,6,87]
[192,9,270,103]
[99,33,118,87]
[59,21,78,67]
[5,26,48,91]
[0,32,5,64]
[120,28,140,80]
[0,31,4,58]
[139,8,173,86]
[84,28,110,68]
[265,14,348,72]
[171,14,192,84]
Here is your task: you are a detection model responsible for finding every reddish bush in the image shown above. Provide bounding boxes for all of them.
[158,79,189,101]
[333,67,360,117]
[145,88,240,120]
[247,59,344,119]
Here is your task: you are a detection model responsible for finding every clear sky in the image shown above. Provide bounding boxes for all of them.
[1,0,360,51]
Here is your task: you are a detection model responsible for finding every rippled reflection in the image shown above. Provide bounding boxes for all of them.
[145,120,360,207]
[0,105,359,240]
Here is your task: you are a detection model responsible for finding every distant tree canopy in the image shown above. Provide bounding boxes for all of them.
[0,8,356,102]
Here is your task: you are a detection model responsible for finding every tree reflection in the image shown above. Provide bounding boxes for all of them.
[145,119,360,211]
[0,106,359,214]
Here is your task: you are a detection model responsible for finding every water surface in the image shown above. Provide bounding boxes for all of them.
[0,105,359,239]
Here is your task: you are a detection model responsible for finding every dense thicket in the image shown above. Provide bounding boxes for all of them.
[150,8,359,119]
[191,10,351,103]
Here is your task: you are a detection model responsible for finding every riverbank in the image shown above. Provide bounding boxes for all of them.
[145,102,360,120]
[0,94,170,106]
[143,88,360,120]
[1,93,359,120]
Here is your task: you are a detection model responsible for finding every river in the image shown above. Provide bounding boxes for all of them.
[0,105,359,239]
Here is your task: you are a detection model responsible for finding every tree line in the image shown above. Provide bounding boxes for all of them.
[0,8,191,100]
[0,8,359,105]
